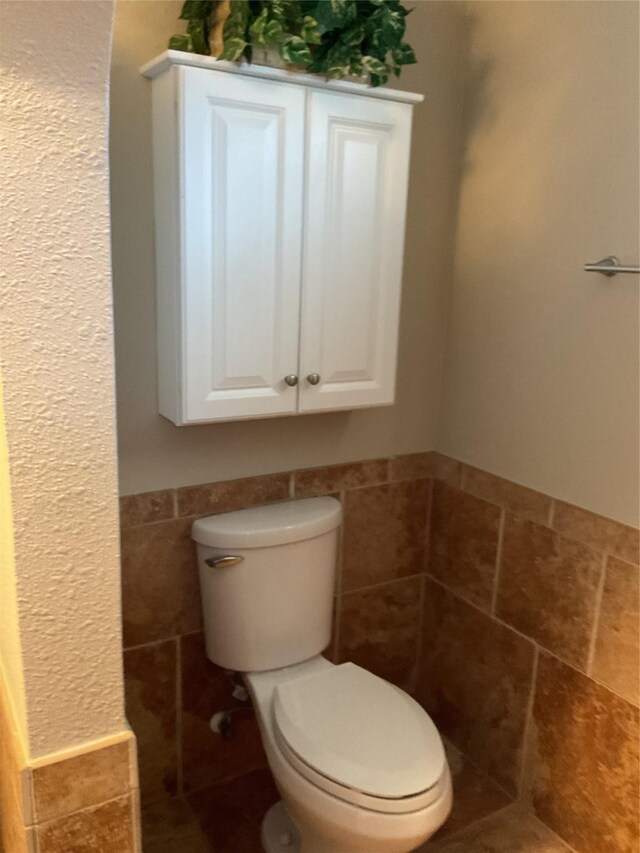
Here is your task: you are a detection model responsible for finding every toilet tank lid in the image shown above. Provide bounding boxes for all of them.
[191,497,342,548]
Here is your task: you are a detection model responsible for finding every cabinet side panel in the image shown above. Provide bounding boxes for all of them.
[151,68,183,424]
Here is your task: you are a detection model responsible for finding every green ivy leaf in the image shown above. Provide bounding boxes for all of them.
[249,8,269,43]
[264,19,285,46]
[324,40,353,78]
[370,71,389,87]
[300,15,322,45]
[313,0,357,35]
[340,22,365,46]
[361,54,388,76]
[225,0,250,36]
[348,50,364,77]
[219,35,248,60]
[186,18,209,54]
[168,33,194,52]
[393,41,417,66]
[179,0,213,21]
[379,5,405,47]
[280,35,313,66]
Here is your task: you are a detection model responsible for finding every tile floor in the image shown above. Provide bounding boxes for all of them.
[141,741,574,853]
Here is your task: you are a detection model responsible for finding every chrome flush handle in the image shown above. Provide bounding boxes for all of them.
[204,555,244,569]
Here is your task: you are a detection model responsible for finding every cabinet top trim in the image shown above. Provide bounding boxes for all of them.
[140,50,424,106]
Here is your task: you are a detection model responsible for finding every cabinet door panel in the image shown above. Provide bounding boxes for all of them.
[179,68,304,422]
[299,90,412,412]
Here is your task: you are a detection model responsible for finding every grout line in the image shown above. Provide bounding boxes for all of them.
[586,552,608,675]
[426,573,638,707]
[30,791,133,829]
[412,573,427,697]
[288,472,295,498]
[490,508,506,616]
[124,636,179,653]
[424,476,434,548]
[342,571,428,598]
[517,643,539,799]
[175,636,183,799]
[26,764,36,828]
[332,490,346,662]
[130,788,143,853]
[28,826,38,853]
[526,811,580,853]
[547,499,555,528]
[432,802,517,847]
[444,738,514,801]
[425,574,538,648]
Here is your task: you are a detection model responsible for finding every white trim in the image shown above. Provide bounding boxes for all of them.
[140,50,424,105]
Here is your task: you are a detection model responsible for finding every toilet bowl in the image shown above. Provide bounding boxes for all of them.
[246,656,452,853]
[192,497,452,852]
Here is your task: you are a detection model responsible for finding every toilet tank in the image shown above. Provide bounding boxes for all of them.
[192,497,342,672]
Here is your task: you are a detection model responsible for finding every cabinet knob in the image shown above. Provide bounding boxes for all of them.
[307,373,321,386]
[284,374,299,387]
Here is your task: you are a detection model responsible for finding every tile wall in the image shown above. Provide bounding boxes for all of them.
[419,459,639,853]
[120,452,639,852]
[0,678,140,853]
[119,457,433,805]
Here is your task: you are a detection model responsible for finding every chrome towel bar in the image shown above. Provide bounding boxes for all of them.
[584,255,640,276]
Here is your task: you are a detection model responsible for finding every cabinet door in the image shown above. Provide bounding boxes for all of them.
[179,68,305,423]
[299,90,413,413]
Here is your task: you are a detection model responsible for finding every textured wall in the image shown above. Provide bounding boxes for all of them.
[110,1,468,495]
[0,372,27,749]
[0,0,127,758]
[438,1,640,526]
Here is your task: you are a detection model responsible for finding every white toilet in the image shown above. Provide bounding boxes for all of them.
[192,497,452,853]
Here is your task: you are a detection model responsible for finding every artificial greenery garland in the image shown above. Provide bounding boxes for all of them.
[169,0,417,87]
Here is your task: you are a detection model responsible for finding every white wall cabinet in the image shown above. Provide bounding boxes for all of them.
[142,52,422,425]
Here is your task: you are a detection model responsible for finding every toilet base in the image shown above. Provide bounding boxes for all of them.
[262,801,301,853]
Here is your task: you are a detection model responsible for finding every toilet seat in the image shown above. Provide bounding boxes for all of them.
[272,663,447,815]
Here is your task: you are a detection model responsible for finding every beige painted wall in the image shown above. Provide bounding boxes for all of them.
[111,1,468,495]
[0,0,128,758]
[439,1,640,527]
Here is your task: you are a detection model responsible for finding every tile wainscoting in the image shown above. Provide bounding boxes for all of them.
[0,675,140,853]
[119,457,433,807]
[419,459,639,853]
[120,452,639,852]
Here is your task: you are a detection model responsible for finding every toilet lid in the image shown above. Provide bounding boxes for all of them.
[273,663,446,801]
